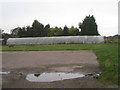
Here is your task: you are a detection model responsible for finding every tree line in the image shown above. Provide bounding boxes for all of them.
[11,21,80,37]
[3,15,100,39]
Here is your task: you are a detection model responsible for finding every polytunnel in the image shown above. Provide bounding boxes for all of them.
[7,36,104,45]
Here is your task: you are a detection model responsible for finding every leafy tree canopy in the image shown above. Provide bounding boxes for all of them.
[10,15,100,37]
[79,15,99,35]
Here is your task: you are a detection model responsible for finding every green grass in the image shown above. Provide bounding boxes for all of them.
[0,43,119,85]
[104,38,119,44]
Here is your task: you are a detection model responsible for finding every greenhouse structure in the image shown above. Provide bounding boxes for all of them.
[7,36,104,45]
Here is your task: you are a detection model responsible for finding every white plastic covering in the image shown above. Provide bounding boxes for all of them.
[7,36,104,45]
[0,39,3,45]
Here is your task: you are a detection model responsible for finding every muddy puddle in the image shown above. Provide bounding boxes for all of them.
[26,72,85,82]
[2,65,101,84]
[2,70,100,83]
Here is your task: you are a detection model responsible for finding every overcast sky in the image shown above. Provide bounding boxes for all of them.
[0,0,119,36]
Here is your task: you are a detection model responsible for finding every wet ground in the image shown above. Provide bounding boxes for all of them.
[2,65,103,88]
[1,51,118,88]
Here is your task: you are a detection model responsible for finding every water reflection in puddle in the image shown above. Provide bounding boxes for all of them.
[0,72,10,81]
[0,72,10,75]
[26,72,85,82]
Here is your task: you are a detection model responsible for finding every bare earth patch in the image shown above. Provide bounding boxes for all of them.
[2,50,99,69]
[2,50,117,88]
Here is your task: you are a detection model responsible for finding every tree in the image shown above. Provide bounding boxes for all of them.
[0,29,4,38]
[44,24,50,36]
[79,15,99,35]
[17,27,24,37]
[69,26,79,36]
[32,20,44,37]
[2,33,12,45]
[11,27,21,37]
[48,26,63,36]
[54,27,63,36]
[63,25,69,36]
[26,26,32,37]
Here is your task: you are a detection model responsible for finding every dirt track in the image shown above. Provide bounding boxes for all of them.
[2,50,116,88]
[2,50,99,69]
